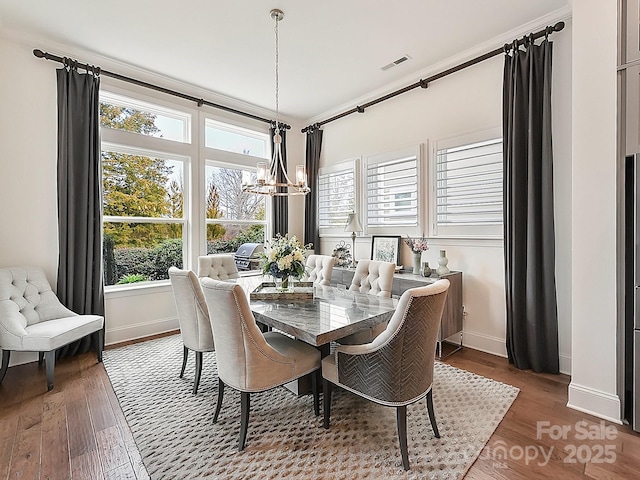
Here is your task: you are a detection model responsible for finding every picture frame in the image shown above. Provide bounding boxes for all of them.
[371,235,401,265]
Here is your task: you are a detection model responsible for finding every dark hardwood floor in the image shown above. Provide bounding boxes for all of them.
[1,338,639,479]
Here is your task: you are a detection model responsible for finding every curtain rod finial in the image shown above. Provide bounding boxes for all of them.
[33,49,45,58]
[553,21,565,32]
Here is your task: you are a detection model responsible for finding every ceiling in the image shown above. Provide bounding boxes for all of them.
[0,0,569,121]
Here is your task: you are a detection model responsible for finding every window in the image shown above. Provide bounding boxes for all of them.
[318,160,358,234]
[365,146,421,233]
[431,129,503,238]
[101,145,188,286]
[205,163,266,257]
[205,119,270,158]
[100,92,190,143]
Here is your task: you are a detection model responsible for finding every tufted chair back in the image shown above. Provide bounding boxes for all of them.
[168,267,214,352]
[302,255,336,286]
[349,260,395,297]
[0,266,76,350]
[197,254,240,281]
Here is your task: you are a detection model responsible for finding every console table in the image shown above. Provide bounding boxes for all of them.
[330,267,463,358]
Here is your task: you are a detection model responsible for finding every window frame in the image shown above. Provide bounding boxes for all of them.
[429,127,503,239]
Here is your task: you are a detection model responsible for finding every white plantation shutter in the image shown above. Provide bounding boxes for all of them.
[431,131,503,239]
[366,152,419,227]
[318,164,356,229]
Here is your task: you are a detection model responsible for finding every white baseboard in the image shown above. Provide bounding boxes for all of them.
[105,316,179,346]
[567,382,622,424]
[462,330,508,357]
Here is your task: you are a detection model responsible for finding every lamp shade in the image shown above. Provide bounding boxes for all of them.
[344,213,363,233]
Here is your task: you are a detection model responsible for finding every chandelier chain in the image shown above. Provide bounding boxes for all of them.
[274,14,279,130]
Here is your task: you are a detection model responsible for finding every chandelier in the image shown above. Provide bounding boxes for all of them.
[242,9,310,197]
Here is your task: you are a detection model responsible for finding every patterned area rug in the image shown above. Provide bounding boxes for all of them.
[103,335,518,479]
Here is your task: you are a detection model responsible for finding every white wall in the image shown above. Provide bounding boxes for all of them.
[314,19,573,373]
[568,0,620,422]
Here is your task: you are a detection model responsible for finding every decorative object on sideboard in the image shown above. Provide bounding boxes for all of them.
[421,262,432,277]
[344,212,363,268]
[403,235,429,274]
[437,249,450,276]
[259,234,309,292]
[331,240,352,267]
[371,235,401,265]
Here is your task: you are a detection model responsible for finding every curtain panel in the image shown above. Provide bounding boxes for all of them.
[503,39,559,374]
[56,67,104,357]
[304,128,323,251]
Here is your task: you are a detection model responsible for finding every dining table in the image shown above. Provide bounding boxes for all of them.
[237,275,399,357]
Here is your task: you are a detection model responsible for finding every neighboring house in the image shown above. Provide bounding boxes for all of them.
[0,1,619,423]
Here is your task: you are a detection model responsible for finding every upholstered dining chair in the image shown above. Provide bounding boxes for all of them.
[200,277,321,451]
[0,266,104,391]
[168,267,215,395]
[322,279,450,471]
[197,254,240,281]
[301,254,336,286]
[339,259,396,344]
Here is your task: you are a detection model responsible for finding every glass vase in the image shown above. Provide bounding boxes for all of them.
[275,275,292,292]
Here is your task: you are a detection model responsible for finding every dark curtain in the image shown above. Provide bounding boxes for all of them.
[503,39,559,374]
[56,66,104,358]
[304,128,323,250]
[271,126,288,236]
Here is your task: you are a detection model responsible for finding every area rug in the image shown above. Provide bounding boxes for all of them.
[103,335,518,480]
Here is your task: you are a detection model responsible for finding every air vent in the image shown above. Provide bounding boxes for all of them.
[381,54,412,71]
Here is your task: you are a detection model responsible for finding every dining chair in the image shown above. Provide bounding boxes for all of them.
[197,254,240,281]
[0,266,104,391]
[200,277,321,451]
[322,279,450,471]
[168,267,215,395]
[301,254,336,286]
[339,259,396,344]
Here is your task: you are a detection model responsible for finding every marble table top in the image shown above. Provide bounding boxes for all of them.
[237,276,398,347]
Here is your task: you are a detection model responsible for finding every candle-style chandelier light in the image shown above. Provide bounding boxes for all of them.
[242,8,310,197]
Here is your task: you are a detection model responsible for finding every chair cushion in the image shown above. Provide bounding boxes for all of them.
[22,314,104,352]
[264,332,321,380]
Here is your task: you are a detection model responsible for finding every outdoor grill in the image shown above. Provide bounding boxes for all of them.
[234,243,264,271]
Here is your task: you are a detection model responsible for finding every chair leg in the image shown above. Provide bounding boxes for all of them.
[426,389,440,438]
[311,370,319,417]
[193,351,203,395]
[396,405,410,471]
[0,350,10,385]
[38,352,44,366]
[180,346,188,378]
[323,378,332,429]
[44,350,55,391]
[96,329,104,363]
[213,379,225,423]
[239,392,250,451]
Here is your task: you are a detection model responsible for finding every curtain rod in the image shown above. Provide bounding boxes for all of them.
[32,49,291,130]
[302,21,565,134]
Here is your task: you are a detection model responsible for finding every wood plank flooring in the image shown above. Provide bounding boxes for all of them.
[1,339,639,479]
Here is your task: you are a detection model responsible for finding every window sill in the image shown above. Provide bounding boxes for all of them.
[105,280,172,299]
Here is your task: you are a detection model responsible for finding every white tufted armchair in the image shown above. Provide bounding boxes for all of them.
[339,259,396,344]
[301,254,336,286]
[0,266,104,391]
[197,254,240,281]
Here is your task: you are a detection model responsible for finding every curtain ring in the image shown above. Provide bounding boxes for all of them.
[503,43,510,55]
[545,26,550,41]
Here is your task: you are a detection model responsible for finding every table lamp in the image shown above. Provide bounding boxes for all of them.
[344,212,363,268]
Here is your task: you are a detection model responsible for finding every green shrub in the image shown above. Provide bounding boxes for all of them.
[116,273,148,284]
